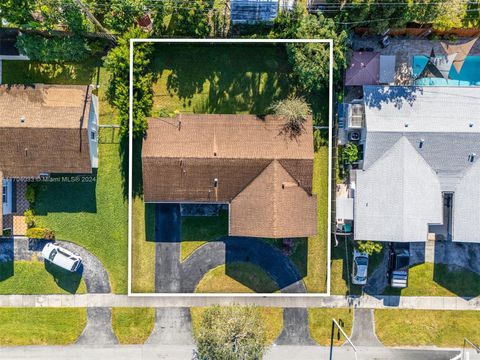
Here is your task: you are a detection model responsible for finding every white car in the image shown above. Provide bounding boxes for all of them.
[352,249,369,285]
[42,243,82,272]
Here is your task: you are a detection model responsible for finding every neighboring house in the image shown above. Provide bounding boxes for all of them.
[0,84,99,233]
[350,86,480,243]
[142,114,317,238]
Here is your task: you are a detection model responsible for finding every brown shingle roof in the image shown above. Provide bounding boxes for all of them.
[0,85,93,177]
[230,160,317,238]
[142,114,316,238]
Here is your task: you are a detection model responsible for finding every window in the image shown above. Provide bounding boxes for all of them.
[2,183,7,204]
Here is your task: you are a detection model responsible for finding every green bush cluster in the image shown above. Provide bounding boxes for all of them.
[25,183,37,205]
[24,209,35,229]
[26,227,56,240]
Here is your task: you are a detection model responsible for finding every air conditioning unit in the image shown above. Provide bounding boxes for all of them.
[349,131,360,141]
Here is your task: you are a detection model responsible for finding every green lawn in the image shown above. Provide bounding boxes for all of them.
[0,308,86,345]
[383,263,480,297]
[308,308,353,346]
[150,43,294,115]
[33,143,128,293]
[112,308,155,344]
[304,148,329,293]
[181,210,229,261]
[191,307,283,345]
[0,261,86,294]
[4,58,128,294]
[375,309,480,347]
[195,263,279,293]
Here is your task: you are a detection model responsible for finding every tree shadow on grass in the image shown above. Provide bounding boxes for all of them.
[152,43,294,115]
[44,261,83,294]
[433,263,480,299]
[32,170,97,215]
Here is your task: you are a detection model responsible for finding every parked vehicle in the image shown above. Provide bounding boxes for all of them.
[387,243,410,288]
[352,249,369,285]
[42,243,82,272]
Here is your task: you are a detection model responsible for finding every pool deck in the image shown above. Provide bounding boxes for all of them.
[352,36,480,85]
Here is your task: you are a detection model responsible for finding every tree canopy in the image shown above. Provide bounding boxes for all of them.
[194,306,268,360]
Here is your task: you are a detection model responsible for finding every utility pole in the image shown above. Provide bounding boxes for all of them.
[329,319,357,360]
[72,0,116,42]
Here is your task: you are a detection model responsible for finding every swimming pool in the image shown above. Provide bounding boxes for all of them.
[412,55,480,86]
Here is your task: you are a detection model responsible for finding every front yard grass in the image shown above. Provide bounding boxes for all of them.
[191,307,283,345]
[0,308,86,345]
[375,309,480,347]
[195,263,279,293]
[180,210,228,262]
[383,263,480,297]
[0,261,86,294]
[112,308,155,344]
[308,308,353,346]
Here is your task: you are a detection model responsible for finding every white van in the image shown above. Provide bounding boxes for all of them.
[42,243,82,272]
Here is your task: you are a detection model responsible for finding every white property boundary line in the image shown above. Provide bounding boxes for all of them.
[128,38,333,298]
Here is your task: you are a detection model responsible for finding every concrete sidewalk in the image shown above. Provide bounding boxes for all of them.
[0,293,479,310]
[0,344,468,360]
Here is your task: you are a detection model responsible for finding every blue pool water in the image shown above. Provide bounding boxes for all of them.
[412,55,480,86]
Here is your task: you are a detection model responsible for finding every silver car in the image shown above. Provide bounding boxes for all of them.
[352,249,369,285]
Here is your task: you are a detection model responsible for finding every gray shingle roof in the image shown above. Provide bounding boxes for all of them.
[355,137,443,242]
[358,86,480,243]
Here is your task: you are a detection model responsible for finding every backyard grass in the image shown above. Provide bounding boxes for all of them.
[0,261,86,294]
[112,308,155,344]
[150,44,294,115]
[131,199,156,293]
[195,263,279,293]
[0,308,86,345]
[191,307,283,345]
[4,58,128,294]
[375,309,480,347]
[308,308,353,346]
[180,210,228,262]
[383,263,480,297]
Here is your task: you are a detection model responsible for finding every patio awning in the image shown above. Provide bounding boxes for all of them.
[379,55,396,84]
[336,198,354,221]
[345,52,380,86]
[416,48,455,80]
[441,37,478,73]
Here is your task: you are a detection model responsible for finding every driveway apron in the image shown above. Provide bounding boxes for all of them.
[275,308,316,345]
[350,308,383,347]
[76,307,118,345]
[146,307,194,345]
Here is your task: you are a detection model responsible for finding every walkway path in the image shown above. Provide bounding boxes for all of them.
[181,237,306,293]
[1,293,480,309]
[350,309,382,347]
[0,344,464,360]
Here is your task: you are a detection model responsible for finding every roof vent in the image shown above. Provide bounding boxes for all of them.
[469,123,474,128]
[419,138,424,148]
[24,148,28,157]
[213,178,218,188]
[468,153,476,163]
[20,116,25,123]
[404,122,409,128]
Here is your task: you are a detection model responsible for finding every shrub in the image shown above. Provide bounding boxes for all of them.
[26,227,55,240]
[342,143,359,164]
[25,183,37,205]
[194,305,267,360]
[24,209,35,229]
[356,241,383,256]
